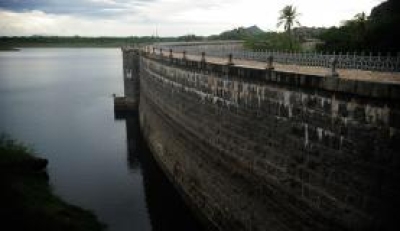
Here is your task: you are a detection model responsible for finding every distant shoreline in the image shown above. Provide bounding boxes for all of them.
[0,47,20,52]
[0,45,127,51]
[1,44,123,49]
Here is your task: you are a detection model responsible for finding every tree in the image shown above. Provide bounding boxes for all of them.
[277,5,301,50]
[340,12,369,47]
[355,12,368,23]
[366,0,400,53]
[344,12,368,32]
[317,0,400,53]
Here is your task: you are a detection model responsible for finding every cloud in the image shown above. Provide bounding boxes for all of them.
[0,9,144,36]
[0,0,387,37]
[0,0,154,17]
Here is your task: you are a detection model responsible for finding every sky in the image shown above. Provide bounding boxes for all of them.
[0,0,386,37]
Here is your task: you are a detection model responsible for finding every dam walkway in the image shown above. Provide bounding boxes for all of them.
[169,52,400,84]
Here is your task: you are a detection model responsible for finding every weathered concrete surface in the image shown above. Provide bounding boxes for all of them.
[173,52,400,84]
[122,48,140,108]
[113,96,137,112]
[123,48,400,231]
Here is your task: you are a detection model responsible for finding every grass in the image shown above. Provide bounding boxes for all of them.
[0,134,105,231]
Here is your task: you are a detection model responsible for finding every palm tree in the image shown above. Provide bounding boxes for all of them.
[277,5,301,50]
[355,12,368,22]
[354,12,368,32]
[343,12,368,28]
[343,12,368,44]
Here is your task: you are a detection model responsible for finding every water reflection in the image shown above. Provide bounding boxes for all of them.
[0,48,204,231]
[119,112,204,231]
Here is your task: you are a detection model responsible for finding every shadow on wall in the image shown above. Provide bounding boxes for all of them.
[119,112,204,231]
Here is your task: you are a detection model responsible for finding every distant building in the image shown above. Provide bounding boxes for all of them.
[301,38,324,52]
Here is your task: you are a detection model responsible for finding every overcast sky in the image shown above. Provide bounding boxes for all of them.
[0,0,385,37]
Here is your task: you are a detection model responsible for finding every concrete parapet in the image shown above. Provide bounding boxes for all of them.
[124,48,400,231]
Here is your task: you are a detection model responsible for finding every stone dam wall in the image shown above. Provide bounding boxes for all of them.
[122,48,141,107]
[122,49,400,231]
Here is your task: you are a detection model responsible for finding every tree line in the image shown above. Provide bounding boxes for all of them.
[245,0,399,54]
[1,0,398,53]
[316,0,400,54]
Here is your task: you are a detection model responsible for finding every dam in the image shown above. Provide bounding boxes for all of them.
[121,43,400,231]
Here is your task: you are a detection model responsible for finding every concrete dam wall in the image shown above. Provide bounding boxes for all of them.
[122,48,400,231]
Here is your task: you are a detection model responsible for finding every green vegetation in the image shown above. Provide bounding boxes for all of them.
[240,6,303,51]
[210,25,302,51]
[277,5,301,50]
[208,25,264,40]
[0,0,397,54]
[317,0,400,53]
[0,134,105,231]
[0,47,19,51]
[0,34,212,49]
[243,0,398,53]
[244,32,301,51]
[0,36,172,48]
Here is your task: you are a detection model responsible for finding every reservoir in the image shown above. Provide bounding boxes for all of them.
[0,48,203,231]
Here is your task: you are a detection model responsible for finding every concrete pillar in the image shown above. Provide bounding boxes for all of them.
[266,55,274,70]
[328,57,339,77]
[201,52,206,63]
[227,53,234,65]
[183,51,187,60]
[121,48,140,109]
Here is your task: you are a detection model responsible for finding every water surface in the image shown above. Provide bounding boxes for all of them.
[0,48,203,231]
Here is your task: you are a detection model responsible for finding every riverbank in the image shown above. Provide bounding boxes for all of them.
[0,47,19,51]
[0,135,105,231]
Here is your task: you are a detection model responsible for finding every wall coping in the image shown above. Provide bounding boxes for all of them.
[141,52,400,102]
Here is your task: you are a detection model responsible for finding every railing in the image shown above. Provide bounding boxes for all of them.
[152,43,400,72]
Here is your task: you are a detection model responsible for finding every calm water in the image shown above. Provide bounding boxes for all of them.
[0,48,203,231]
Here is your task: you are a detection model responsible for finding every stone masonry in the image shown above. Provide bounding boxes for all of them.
[123,48,400,231]
[122,48,140,107]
